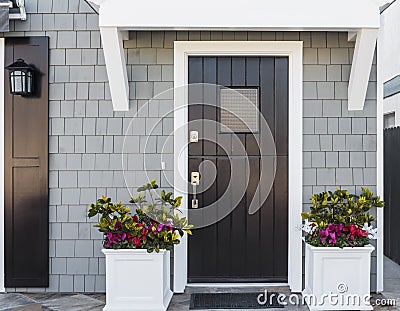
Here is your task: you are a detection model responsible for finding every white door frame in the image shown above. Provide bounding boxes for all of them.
[0,37,5,293]
[173,41,303,293]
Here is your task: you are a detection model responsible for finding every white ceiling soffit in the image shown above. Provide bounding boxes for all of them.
[93,0,381,111]
[98,0,380,30]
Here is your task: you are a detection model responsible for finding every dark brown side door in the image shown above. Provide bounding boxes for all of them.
[188,56,288,282]
[4,37,49,287]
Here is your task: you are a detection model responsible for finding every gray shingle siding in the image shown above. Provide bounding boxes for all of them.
[2,0,377,293]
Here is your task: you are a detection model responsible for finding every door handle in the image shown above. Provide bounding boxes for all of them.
[191,172,200,209]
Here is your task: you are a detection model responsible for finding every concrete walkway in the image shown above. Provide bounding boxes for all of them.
[380,256,400,310]
[0,257,399,310]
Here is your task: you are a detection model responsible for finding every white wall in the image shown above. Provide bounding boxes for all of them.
[381,1,400,124]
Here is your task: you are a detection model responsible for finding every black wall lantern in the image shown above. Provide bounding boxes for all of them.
[6,58,35,96]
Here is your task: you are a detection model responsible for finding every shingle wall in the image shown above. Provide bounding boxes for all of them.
[1,0,377,293]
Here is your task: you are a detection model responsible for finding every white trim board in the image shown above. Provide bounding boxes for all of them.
[0,37,5,293]
[376,22,384,293]
[173,41,303,293]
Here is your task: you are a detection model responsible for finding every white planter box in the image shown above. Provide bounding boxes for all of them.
[303,243,374,311]
[102,249,173,311]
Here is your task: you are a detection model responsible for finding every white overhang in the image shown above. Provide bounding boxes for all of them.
[87,0,383,111]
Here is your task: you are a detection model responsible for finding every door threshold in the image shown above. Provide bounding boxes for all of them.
[187,283,289,288]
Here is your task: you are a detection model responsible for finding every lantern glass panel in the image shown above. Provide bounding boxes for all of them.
[12,71,24,93]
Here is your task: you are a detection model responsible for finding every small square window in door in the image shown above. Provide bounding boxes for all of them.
[219,87,259,133]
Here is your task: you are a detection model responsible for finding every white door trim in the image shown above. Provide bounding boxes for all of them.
[173,41,303,293]
[376,26,384,293]
[0,37,5,293]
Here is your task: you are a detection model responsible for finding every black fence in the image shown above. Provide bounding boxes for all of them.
[384,127,400,264]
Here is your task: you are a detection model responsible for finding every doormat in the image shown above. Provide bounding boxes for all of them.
[189,292,284,309]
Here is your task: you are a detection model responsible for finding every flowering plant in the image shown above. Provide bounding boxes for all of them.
[88,180,193,253]
[301,188,383,248]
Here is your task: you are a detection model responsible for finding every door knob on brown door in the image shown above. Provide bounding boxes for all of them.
[191,172,200,208]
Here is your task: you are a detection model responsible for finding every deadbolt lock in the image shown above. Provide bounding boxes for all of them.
[189,131,199,143]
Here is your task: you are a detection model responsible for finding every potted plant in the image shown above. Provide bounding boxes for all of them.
[88,180,193,311]
[301,188,383,311]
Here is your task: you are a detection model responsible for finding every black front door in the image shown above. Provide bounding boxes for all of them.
[188,56,288,282]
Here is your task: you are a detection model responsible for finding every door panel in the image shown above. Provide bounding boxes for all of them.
[188,56,288,282]
[4,37,49,287]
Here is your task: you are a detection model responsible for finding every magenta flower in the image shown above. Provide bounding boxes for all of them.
[318,223,345,245]
[157,223,164,232]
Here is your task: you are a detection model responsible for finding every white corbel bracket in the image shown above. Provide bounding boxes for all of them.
[348,28,379,111]
[100,27,130,111]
